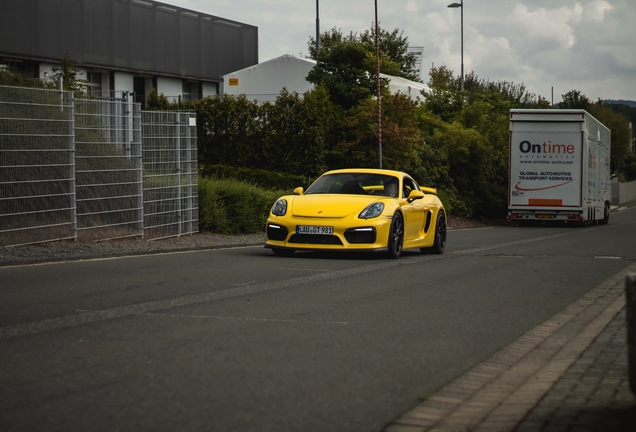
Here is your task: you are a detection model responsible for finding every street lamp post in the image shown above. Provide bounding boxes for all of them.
[316,0,320,57]
[375,0,382,169]
[447,0,464,91]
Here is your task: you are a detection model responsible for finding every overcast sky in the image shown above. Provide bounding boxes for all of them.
[167,0,635,103]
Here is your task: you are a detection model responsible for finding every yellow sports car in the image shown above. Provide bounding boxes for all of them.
[265,169,446,258]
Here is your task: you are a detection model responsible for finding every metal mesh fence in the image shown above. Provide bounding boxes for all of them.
[142,111,198,240]
[1,86,198,247]
[0,85,75,247]
[74,96,143,242]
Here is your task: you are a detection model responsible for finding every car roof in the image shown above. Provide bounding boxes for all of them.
[322,168,408,178]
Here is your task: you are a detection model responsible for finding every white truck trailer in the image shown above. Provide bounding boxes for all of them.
[508,109,611,226]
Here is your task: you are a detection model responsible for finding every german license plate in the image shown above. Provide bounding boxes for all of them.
[296,225,333,235]
[536,214,555,219]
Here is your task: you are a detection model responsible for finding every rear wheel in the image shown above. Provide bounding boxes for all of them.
[421,211,446,254]
[601,203,610,225]
[387,213,404,259]
[272,248,295,257]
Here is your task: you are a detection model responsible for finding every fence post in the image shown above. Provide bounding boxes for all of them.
[175,112,182,236]
[627,274,636,396]
[67,89,77,241]
[135,106,144,237]
[185,113,193,235]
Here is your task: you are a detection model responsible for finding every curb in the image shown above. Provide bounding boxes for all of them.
[383,262,636,432]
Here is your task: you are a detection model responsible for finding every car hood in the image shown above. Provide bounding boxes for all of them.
[290,194,384,218]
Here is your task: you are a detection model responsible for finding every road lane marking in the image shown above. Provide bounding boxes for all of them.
[137,312,350,325]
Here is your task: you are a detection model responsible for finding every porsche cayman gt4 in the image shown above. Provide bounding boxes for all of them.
[265,169,446,258]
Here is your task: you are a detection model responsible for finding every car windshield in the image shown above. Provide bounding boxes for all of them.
[305,173,399,197]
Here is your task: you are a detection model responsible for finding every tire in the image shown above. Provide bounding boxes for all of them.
[387,212,404,259]
[421,210,447,255]
[601,204,610,225]
[272,248,295,257]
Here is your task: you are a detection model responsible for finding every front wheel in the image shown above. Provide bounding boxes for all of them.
[387,212,404,259]
[421,210,446,254]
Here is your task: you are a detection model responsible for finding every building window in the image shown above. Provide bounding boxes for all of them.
[182,81,192,102]
[87,71,102,92]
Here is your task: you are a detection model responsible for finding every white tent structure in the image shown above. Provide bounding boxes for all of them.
[221,54,430,103]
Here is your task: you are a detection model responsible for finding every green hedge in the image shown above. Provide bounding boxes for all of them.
[200,164,308,191]
[198,177,288,234]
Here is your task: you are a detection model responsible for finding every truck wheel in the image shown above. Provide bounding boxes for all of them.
[601,204,610,225]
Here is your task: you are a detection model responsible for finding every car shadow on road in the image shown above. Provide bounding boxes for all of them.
[253,249,426,261]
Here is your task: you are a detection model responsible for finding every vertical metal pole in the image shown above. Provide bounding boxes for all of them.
[551,86,554,107]
[185,114,193,235]
[460,0,464,91]
[175,113,182,236]
[136,106,144,237]
[316,0,320,58]
[67,88,77,241]
[375,0,382,169]
[126,96,133,159]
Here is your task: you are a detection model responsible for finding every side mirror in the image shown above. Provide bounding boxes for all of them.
[293,187,304,195]
[407,190,425,203]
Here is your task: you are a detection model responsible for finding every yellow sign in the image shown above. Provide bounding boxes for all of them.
[228,78,239,86]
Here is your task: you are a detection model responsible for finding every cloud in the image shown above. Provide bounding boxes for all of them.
[147,0,636,101]
[582,0,614,21]
[507,5,578,52]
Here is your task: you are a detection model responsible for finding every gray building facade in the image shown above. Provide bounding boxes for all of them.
[0,0,258,104]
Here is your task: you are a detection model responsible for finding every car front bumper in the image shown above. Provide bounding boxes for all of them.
[264,215,393,252]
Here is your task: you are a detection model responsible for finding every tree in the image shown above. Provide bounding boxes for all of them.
[307,38,381,110]
[308,26,418,80]
[357,26,419,81]
[51,53,89,92]
[145,87,172,110]
[261,87,336,177]
[421,66,465,122]
[590,102,633,179]
[334,93,424,171]
[195,94,263,167]
[559,90,591,110]
[306,26,418,109]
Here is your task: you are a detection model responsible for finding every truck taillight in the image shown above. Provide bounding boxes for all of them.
[568,214,580,220]
[511,213,523,219]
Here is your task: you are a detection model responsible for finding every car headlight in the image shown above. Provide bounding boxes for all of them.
[271,199,287,216]
[358,202,384,219]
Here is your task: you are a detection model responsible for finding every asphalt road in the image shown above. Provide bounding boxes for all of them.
[1,208,635,432]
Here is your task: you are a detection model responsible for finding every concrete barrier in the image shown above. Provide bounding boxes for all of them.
[627,274,636,396]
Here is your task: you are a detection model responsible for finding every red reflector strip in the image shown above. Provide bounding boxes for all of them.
[528,199,563,206]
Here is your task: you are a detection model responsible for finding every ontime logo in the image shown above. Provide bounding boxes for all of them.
[519,140,575,154]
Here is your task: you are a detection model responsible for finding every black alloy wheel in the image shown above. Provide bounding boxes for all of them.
[387,212,404,259]
[421,210,446,254]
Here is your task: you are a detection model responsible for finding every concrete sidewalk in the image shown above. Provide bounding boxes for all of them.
[383,262,636,432]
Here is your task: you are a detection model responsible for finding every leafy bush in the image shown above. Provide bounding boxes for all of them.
[199,164,307,191]
[198,177,287,234]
